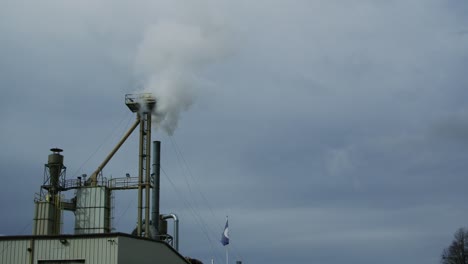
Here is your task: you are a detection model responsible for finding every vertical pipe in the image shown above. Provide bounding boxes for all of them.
[162,214,179,251]
[137,114,144,236]
[152,141,161,239]
[174,215,179,251]
[29,239,35,264]
[144,112,151,238]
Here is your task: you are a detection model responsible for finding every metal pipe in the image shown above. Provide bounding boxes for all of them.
[88,118,140,185]
[162,214,179,251]
[152,141,161,240]
[28,239,35,264]
[144,112,151,238]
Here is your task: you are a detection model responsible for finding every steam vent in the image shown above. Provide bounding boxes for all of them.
[0,94,193,264]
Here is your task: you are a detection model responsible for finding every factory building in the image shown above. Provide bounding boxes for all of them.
[0,94,194,264]
[0,233,187,264]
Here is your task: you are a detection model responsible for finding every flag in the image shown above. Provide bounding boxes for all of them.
[221,219,229,246]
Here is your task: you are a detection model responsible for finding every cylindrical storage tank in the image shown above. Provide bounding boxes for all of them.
[74,186,111,234]
[33,200,61,235]
[48,148,64,192]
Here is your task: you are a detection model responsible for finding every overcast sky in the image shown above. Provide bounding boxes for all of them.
[1,0,468,263]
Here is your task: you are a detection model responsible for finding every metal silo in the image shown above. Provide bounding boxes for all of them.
[74,186,111,234]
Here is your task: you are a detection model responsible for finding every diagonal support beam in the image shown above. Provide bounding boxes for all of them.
[88,117,140,186]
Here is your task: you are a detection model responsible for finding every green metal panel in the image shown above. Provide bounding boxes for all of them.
[117,236,189,264]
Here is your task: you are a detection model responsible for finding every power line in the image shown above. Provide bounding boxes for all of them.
[71,112,133,178]
[160,166,223,263]
[167,135,244,261]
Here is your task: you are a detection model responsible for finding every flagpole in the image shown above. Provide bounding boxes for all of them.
[226,244,229,264]
[226,215,229,264]
[221,216,229,264]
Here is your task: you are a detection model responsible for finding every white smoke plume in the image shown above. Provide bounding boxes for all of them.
[134,19,229,135]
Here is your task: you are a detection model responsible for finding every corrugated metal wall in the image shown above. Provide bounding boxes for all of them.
[0,239,30,264]
[34,237,117,264]
[0,235,187,264]
[0,237,118,264]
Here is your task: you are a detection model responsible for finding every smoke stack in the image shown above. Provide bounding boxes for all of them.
[152,141,161,239]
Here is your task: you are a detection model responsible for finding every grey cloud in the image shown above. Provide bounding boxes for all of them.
[1,1,468,264]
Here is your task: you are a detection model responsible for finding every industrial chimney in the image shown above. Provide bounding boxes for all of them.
[33,148,67,235]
